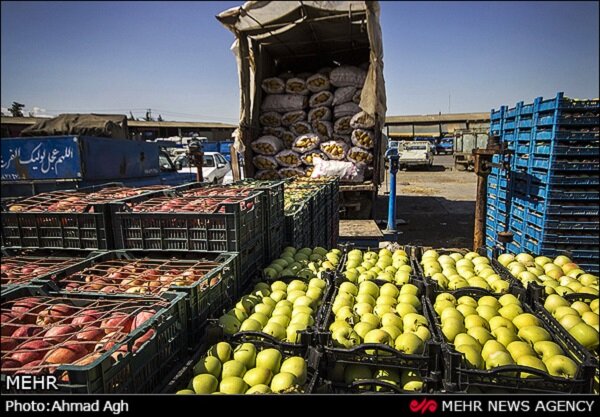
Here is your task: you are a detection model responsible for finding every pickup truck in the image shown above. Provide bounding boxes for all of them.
[435,137,454,155]
[398,141,434,170]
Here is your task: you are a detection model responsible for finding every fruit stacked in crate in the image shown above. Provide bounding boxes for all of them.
[252,65,376,181]
[486,92,599,272]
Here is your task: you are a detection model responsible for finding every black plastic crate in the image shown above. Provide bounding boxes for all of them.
[533,293,599,372]
[284,202,311,248]
[316,277,442,385]
[1,286,187,393]
[29,250,236,350]
[317,374,439,394]
[424,287,595,393]
[163,333,322,394]
[209,273,334,351]
[113,192,262,253]
[265,218,285,264]
[0,249,104,294]
[1,188,171,251]
[236,233,265,298]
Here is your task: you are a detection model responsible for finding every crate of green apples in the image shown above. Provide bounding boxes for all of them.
[426,288,596,393]
[173,338,321,394]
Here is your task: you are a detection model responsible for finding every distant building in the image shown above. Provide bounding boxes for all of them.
[385,112,490,141]
[0,116,236,141]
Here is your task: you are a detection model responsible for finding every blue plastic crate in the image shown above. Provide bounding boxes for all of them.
[506,107,518,119]
[491,108,505,121]
[491,122,502,131]
[520,103,535,115]
[534,130,600,141]
[511,203,526,220]
[518,118,534,129]
[529,158,599,171]
[577,263,599,274]
[529,170,600,186]
[503,120,517,130]
[529,143,599,157]
[503,131,516,142]
[506,241,522,253]
[537,93,600,112]
[537,114,599,127]
[517,131,533,142]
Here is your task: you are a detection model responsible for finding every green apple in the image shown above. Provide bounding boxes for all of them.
[305,287,322,301]
[280,356,307,385]
[248,312,269,327]
[272,305,292,318]
[290,312,314,327]
[233,343,257,369]
[270,372,297,393]
[517,355,548,378]
[506,341,536,360]
[354,302,374,317]
[498,253,515,267]
[454,333,482,352]
[222,360,246,379]
[485,351,515,369]
[262,322,286,340]
[376,295,398,307]
[270,290,287,303]
[456,304,478,317]
[355,293,376,306]
[287,290,307,303]
[193,355,222,378]
[518,326,552,344]
[286,322,308,343]
[441,318,466,343]
[381,325,402,341]
[544,294,570,314]
[398,294,421,310]
[403,313,428,332]
[176,389,195,395]
[354,321,376,340]
[364,329,392,347]
[335,306,356,322]
[533,340,564,361]
[240,318,263,332]
[192,374,218,394]
[361,313,381,328]
[489,316,516,333]
[396,303,418,317]
[381,313,404,329]
[582,311,599,326]
[512,313,540,330]
[568,322,599,350]
[482,340,508,361]
[243,367,273,387]
[435,293,457,305]
[256,348,282,374]
[571,301,591,316]
[440,307,464,323]
[332,327,361,348]
[456,344,483,369]
[559,314,582,331]
[339,282,359,296]
[493,327,520,347]
[374,304,396,317]
[457,296,478,307]
[400,284,419,296]
[329,319,351,332]
[476,305,498,322]
[245,384,272,394]
[498,304,524,321]
[464,314,489,330]
[228,308,249,322]
[544,355,578,379]
[358,281,380,299]
[395,333,425,354]
[208,342,232,363]
[374,368,400,388]
[288,279,307,293]
[395,270,411,285]
[415,326,432,342]
[553,306,580,321]
[467,327,494,346]
[434,300,456,316]
[219,315,241,335]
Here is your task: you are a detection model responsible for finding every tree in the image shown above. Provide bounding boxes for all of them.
[10,102,25,117]
[157,114,163,122]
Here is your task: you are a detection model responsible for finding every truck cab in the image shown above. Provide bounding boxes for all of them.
[398,141,434,170]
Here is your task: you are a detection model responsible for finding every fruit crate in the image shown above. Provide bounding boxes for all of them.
[208,273,335,352]
[317,374,439,394]
[0,249,104,294]
[425,287,596,393]
[284,201,311,248]
[1,286,187,393]
[163,333,322,394]
[265,218,285,264]
[29,250,237,350]
[534,130,600,142]
[1,188,172,251]
[536,93,599,112]
[316,277,442,387]
[413,247,526,300]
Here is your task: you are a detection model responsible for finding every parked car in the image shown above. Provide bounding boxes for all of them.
[398,141,434,170]
[173,151,231,183]
[435,137,454,155]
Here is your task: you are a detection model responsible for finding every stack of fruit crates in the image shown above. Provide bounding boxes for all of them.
[486,92,599,272]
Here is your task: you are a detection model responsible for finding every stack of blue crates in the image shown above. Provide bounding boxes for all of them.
[486,92,599,273]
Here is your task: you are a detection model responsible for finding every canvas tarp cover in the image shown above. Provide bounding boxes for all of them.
[217,1,386,158]
[20,114,129,139]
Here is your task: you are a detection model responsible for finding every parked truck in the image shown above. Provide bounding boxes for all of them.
[453,129,489,171]
[1,114,196,198]
[398,140,434,170]
[217,1,386,219]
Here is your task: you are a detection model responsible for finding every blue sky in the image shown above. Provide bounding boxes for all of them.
[1,1,598,123]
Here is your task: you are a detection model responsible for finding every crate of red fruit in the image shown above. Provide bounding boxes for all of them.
[1,186,172,250]
[31,250,237,349]
[112,189,263,253]
[0,249,104,294]
[1,286,187,393]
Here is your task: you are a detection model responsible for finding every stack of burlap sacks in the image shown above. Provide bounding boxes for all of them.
[251,64,376,180]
